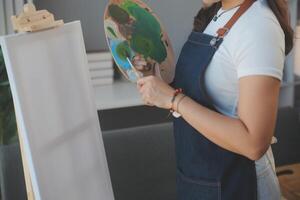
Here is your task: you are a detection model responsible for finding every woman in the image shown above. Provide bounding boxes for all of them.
[134,0,293,199]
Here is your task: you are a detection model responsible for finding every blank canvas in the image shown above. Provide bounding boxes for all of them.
[0,21,115,200]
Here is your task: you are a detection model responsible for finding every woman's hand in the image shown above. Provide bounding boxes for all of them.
[133,55,175,109]
[137,75,175,109]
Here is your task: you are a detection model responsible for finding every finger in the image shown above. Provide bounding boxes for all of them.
[141,96,148,105]
[147,101,155,106]
[154,63,163,80]
[135,60,147,66]
[132,58,146,65]
[144,98,154,106]
[135,55,141,60]
[138,84,145,93]
[133,55,144,63]
[135,65,145,71]
[139,84,146,94]
[143,97,153,106]
[138,60,147,64]
[137,77,146,85]
[146,102,154,106]
[141,75,154,82]
[137,80,144,88]
[137,75,154,86]
[144,63,152,71]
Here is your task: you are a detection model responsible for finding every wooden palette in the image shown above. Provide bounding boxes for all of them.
[104,0,175,83]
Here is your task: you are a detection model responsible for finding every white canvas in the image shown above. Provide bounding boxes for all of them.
[0,21,115,200]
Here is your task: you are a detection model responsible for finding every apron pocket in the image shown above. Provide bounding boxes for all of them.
[176,169,221,200]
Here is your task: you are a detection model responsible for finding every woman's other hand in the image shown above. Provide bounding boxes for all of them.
[132,55,148,71]
[132,55,164,80]
[132,55,155,76]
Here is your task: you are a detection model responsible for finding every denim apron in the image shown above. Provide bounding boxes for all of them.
[171,3,257,199]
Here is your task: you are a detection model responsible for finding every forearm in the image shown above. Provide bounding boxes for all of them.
[176,95,266,160]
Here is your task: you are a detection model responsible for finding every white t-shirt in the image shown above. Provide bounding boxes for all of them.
[203,0,285,118]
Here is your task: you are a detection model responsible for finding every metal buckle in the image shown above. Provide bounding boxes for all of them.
[210,27,229,47]
[210,37,218,46]
[210,36,223,47]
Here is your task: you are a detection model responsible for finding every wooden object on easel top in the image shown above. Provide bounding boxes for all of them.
[11,3,64,33]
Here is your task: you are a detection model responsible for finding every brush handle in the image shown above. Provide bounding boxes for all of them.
[126,57,143,81]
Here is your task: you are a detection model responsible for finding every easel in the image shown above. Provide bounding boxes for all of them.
[18,124,35,200]
[11,3,64,199]
[10,3,63,199]
[2,3,114,200]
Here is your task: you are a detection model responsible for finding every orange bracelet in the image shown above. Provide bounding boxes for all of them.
[170,88,183,112]
[169,88,185,118]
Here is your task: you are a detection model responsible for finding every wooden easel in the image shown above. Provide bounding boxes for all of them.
[17,123,35,200]
[11,3,64,199]
[11,3,63,33]
[3,4,114,199]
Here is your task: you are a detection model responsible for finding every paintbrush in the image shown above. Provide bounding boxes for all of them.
[126,57,143,81]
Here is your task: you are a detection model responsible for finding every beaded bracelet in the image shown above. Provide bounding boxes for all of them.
[170,88,183,118]
[170,88,182,109]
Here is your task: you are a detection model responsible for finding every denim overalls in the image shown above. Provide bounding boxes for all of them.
[171,1,257,199]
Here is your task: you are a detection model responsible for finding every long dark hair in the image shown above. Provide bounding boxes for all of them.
[194,0,294,55]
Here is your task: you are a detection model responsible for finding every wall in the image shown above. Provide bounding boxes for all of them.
[33,0,298,130]
[35,0,202,60]
[0,0,24,35]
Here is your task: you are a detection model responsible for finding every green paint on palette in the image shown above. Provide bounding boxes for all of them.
[120,1,167,63]
[108,4,130,24]
[116,41,131,61]
[107,26,117,38]
[131,35,153,58]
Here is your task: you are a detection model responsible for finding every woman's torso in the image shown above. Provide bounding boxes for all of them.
[203,0,283,198]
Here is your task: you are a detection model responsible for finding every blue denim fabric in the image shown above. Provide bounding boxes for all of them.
[172,31,257,200]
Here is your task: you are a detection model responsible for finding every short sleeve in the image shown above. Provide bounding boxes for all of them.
[234,18,285,81]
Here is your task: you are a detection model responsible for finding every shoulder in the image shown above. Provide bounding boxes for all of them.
[226,0,285,56]
[232,0,284,44]
[226,1,286,80]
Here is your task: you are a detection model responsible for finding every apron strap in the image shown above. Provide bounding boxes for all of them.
[217,0,256,38]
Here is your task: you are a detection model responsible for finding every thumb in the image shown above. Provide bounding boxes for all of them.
[137,76,146,86]
[154,63,163,80]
